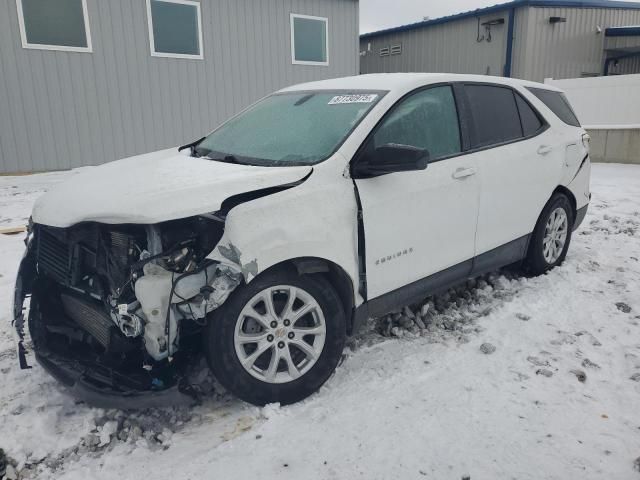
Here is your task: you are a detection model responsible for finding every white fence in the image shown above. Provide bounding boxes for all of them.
[544,74,640,129]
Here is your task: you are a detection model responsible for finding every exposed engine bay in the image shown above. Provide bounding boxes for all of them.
[15,215,243,404]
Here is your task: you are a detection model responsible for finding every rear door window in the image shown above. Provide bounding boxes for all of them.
[515,93,544,136]
[465,85,523,148]
[527,87,581,127]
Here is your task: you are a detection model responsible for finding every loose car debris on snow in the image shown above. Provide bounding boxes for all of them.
[570,369,587,383]
[615,302,632,314]
[581,358,600,369]
[368,274,518,343]
[480,343,496,354]
[527,356,549,367]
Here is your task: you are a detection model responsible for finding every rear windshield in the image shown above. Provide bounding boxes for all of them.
[527,87,581,127]
[195,91,384,166]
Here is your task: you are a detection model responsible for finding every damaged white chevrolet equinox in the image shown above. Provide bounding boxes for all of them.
[14,73,591,407]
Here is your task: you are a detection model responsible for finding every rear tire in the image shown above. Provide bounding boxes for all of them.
[524,193,574,276]
[204,267,346,406]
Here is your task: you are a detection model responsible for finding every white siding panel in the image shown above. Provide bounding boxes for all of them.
[546,74,640,126]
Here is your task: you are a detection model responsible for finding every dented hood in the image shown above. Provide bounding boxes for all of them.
[32,148,312,227]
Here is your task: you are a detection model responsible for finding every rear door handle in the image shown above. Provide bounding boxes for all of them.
[537,145,553,155]
[452,167,476,179]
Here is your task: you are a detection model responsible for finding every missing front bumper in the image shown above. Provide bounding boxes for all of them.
[35,351,194,409]
[12,248,202,408]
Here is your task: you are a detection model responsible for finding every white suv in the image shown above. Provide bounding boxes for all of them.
[14,73,591,407]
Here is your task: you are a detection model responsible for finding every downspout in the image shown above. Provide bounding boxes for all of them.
[604,57,613,76]
[503,8,516,77]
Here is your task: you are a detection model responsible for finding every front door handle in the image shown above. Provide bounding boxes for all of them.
[452,167,476,179]
[537,145,553,155]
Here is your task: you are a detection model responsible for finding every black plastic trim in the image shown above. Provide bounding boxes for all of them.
[36,353,194,409]
[178,136,206,153]
[471,234,530,276]
[352,180,368,301]
[573,204,589,231]
[351,234,531,334]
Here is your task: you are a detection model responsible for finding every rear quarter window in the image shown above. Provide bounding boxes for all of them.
[514,93,544,137]
[527,87,581,127]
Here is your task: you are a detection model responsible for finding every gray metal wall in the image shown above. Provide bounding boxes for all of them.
[360,5,640,83]
[360,11,511,78]
[610,56,640,74]
[514,6,640,81]
[0,0,359,173]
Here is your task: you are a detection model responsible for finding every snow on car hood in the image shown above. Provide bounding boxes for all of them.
[32,148,312,227]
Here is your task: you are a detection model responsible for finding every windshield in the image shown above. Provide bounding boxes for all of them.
[195,91,384,166]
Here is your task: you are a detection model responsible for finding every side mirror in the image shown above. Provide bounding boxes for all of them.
[352,143,429,179]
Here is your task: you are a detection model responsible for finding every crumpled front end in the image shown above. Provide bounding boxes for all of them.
[12,215,244,407]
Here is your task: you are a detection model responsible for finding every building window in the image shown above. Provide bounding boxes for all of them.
[146,0,203,59]
[16,0,92,53]
[290,14,329,66]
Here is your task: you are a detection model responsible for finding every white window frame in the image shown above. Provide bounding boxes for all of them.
[15,0,93,53]
[290,13,329,66]
[146,0,203,60]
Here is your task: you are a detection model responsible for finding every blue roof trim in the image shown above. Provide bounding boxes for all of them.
[360,0,640,39]
[606,26,640,36]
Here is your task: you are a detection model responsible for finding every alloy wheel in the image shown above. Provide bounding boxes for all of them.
[542,207,568,263]
[233,285,327,384]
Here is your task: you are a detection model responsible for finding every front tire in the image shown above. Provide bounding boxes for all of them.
[204,267,346,406]
[524,193,574,276]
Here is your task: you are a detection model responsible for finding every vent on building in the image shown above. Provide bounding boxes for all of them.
[390,44,402,55]
[379,47,390,56]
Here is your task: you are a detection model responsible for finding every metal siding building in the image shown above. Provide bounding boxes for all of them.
[360,0,640,82]
[0,0,359,173]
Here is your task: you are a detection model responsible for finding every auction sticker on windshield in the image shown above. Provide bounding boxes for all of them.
[328,94,378,105]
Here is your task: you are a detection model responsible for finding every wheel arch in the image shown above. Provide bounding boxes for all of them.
[552,185,577,221]
[254,257,357,336]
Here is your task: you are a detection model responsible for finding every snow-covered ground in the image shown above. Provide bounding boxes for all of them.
[1,164,639,480]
